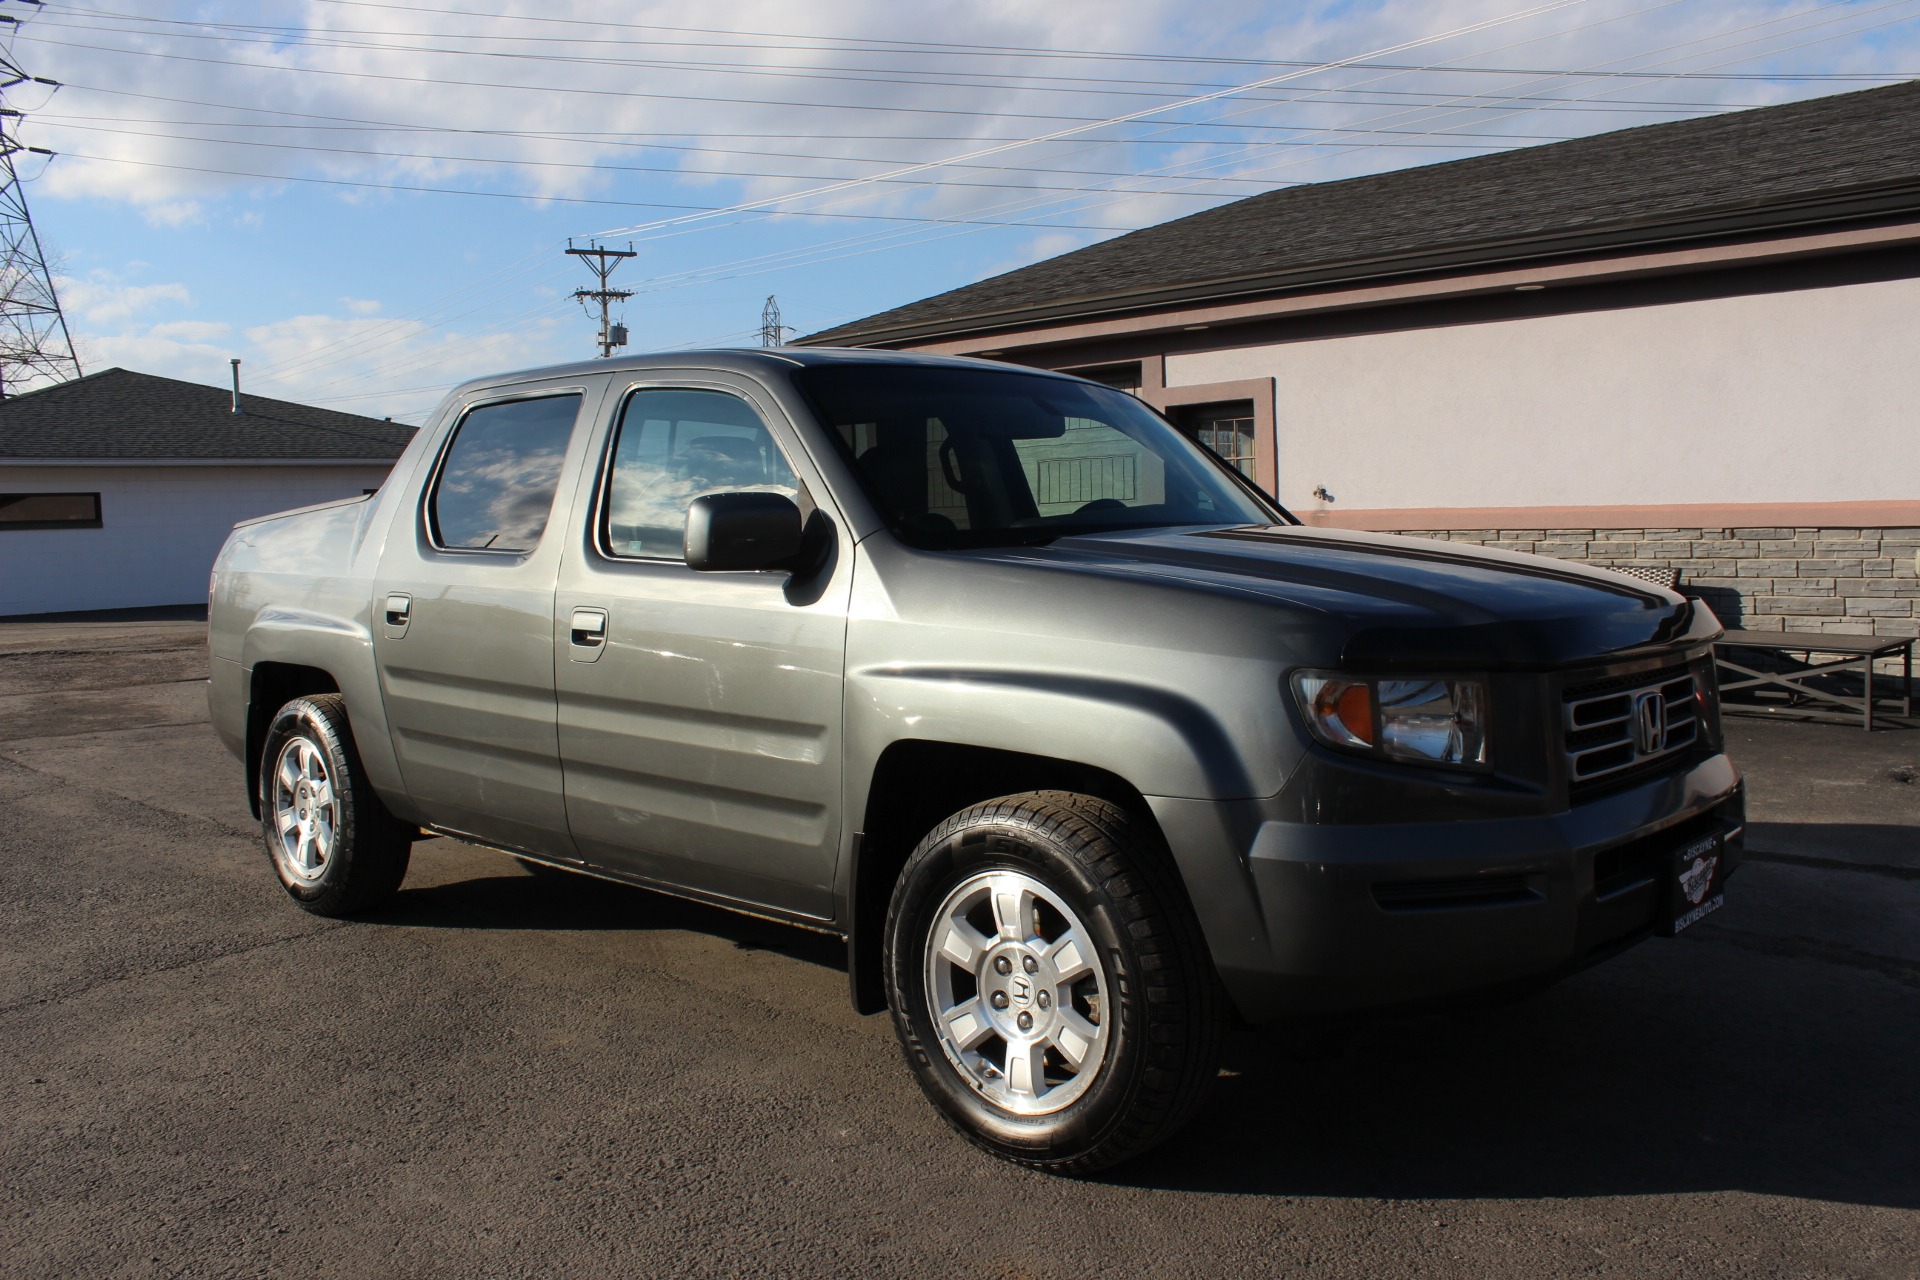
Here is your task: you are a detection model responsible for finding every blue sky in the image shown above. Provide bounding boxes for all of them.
[11,0,1920,422]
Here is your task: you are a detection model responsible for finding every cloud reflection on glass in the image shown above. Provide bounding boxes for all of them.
[430,394,582,552]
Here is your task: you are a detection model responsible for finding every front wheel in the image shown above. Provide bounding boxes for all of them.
[259,694,412,917]
[883,792,1227,1174]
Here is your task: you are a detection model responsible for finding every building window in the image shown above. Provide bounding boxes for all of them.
[1063,363,1143,397]
[0,492,102,530]
[428,393,582,553]
[1174,402,1257,481]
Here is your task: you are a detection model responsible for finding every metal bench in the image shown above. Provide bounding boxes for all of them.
[1711,629,1915,730]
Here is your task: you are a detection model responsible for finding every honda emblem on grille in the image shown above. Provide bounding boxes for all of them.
[1632,689,1666,755]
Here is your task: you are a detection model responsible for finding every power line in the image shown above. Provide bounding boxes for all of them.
[152,0,1918,79]
[585,1,1595,239]
[30,121,1296,198]
[44,150,1141,230]
[26,9,1884,109]
[24,27,1779,129]
[87,0,1913,404]
[251,1,1628,390]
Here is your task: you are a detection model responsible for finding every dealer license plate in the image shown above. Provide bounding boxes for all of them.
[1662,831,1727,936]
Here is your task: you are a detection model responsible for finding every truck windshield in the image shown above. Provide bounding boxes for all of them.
[795,364,1277,549]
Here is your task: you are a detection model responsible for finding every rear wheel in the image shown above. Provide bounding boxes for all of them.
[884,791,1227,1174]
[259,694,411,916]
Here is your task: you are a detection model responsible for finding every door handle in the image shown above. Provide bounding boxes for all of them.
[384,593,412,632]
[570,607,609,647]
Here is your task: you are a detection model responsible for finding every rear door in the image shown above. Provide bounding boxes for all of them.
[553,373,852,920]
[372,375,607,856]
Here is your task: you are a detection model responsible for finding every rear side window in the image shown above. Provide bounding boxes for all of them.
[602,388,797,561]
[428,394,582,552]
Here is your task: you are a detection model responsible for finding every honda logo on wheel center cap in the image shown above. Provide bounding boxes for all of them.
[1010,975,1033,1007]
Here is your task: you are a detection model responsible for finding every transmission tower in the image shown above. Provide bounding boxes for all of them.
[759,295,790,347]
[565,239,634,358]
[0,3,81,398]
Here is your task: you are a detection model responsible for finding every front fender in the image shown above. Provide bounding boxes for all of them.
[848,663,1265,801]
[840,663,1292,1003]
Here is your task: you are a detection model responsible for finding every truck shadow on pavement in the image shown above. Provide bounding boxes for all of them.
[365,858,850,969]
[363,850,1919,1210]
[1116,946,1920,1207]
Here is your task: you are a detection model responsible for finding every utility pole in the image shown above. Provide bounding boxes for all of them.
[759,295,790,347]
[565,239,634,358]
[0,1,81,399]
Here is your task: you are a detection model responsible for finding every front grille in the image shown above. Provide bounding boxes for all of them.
[1590,810,1720,899]
[1563,662,1699,799]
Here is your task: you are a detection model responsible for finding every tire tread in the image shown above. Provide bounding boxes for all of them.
[887,790,1228,1175]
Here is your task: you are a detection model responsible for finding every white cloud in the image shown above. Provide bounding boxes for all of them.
[81,329,233,385]
[59,272,192,325]
[237,308,574,422]
[32,0,1920,236]
[148,319,231,341]
[141,201,204,229]
[17,0,1920,402]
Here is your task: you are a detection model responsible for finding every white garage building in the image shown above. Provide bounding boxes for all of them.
[0,368,413,617]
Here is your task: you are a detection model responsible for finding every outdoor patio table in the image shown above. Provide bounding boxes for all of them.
[1711,629,1916,730]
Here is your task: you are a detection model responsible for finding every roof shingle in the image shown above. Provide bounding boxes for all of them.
[805,80,1920,345]
[0,367,416,461]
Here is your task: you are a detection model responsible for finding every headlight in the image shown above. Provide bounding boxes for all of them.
[1291,672,1490,768]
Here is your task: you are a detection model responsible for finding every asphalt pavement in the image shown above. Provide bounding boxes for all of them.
[2,617,1916,1279]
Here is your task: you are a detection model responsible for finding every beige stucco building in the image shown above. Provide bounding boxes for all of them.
[805,81,1920,640]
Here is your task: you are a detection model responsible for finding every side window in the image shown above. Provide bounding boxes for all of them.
[603,388,798,561]
[428,394,582,553]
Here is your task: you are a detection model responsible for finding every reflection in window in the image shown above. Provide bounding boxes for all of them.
[429,395,581,552]
[604,388,798,560]
[799,364,1268,550]
[1011,417,1164,517]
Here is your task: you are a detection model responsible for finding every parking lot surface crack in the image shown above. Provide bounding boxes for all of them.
[0,749,256,839]
[0,922,349,1017]
[1744,849,1920,881]
[1685,923,1920,990]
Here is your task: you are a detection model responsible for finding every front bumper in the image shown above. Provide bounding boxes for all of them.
[1148,752,1744,1023]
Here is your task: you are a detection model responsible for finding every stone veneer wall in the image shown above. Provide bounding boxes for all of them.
[1390,527,1920,649]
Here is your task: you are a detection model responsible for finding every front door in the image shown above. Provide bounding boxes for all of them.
[554,377,850,920]
[372,377,604,857]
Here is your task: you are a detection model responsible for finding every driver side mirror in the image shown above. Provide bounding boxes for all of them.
[685,492,804,572]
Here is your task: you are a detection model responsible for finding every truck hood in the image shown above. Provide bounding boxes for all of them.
[984,523,1717,669]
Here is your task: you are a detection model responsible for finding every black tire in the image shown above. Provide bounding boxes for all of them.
[258,694,412,917]
[883,791,1228,1174]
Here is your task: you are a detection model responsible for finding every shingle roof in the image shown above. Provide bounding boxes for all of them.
[805,79,1920,346]
[0,367,415,461]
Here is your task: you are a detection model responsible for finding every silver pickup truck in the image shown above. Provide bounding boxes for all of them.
[209,349,1743,1173]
